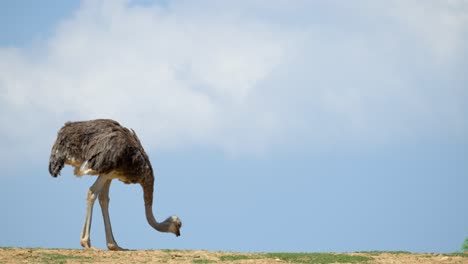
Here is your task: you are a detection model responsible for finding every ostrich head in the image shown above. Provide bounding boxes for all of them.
[161,216,182,236]
[145,212,182,237]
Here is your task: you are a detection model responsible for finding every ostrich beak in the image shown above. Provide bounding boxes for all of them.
[175,221,181,237]
[172,216,182,237]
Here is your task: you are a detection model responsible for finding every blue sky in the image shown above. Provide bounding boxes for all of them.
[0,0,467,253]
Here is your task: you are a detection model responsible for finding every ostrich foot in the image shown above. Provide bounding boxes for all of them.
[80,239,100,250]
[80,238,91,249]
[107,243,127,251]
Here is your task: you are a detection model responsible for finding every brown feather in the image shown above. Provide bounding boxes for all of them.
[48,119,153,184]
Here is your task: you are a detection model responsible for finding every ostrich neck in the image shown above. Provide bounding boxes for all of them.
[145,205,170,232]
[142,177,171,232]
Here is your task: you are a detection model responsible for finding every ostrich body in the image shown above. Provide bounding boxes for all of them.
[48,119,181,250]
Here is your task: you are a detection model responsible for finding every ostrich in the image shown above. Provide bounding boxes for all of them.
[48,119,182,250]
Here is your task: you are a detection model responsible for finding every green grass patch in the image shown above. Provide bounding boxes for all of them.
[219,254,256,261]
[39,252,92,263]
[265,253,371,263]
[160,249,177,252]
[193,259,216,263]
[443,253,468,258]
[357,250,411,255]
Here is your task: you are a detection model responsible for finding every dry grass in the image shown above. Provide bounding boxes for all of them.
[0,247,466,264]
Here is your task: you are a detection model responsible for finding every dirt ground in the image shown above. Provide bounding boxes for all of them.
[0,248,466,264]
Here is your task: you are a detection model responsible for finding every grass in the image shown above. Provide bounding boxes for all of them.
[219,254,256,261]
[443,253,468,258]
[0,247,15,250]
[0,247,466,264]
[357,250,411,255]
[264,253,372,263]
[193,259,216,263]
[38,252,92,263]
[160,249,178,253]
[0,248,90,264]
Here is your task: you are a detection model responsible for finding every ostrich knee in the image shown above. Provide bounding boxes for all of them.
[87,190,98,205]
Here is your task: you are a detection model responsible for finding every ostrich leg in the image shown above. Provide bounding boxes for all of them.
[98,179,126,251]
[80,175,108,249]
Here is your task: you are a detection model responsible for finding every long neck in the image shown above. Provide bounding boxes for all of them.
[142,176,171,232]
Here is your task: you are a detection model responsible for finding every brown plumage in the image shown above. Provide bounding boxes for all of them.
[49,119,150,183]
[49,119,181,250]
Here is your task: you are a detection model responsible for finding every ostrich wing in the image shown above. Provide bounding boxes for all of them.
[83,130,150,182]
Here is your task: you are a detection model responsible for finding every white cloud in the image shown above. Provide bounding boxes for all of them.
[387,0,468,63]
[0,0,467,162]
